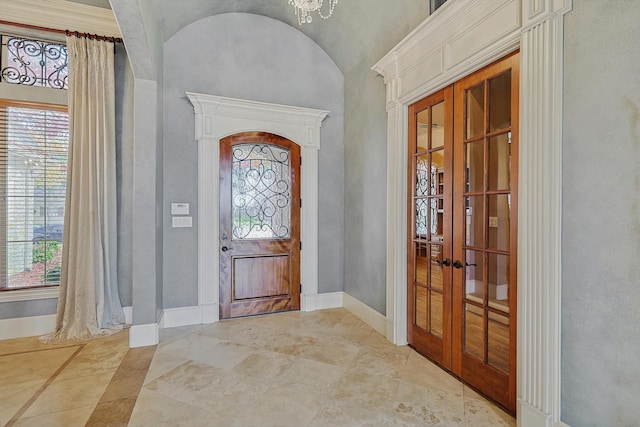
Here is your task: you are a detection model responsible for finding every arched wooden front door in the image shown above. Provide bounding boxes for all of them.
[219,132,301,319]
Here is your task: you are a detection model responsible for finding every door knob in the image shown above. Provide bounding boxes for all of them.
[437,258,451,267]
[452,260,463,269]
[221,246,232,252]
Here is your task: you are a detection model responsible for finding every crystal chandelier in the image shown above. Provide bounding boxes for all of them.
[288,0,338,25]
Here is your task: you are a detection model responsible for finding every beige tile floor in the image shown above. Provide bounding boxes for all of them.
[133,308,515,427]
[1,308,516,426]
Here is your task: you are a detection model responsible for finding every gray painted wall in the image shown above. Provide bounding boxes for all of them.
[115,46,135,308]
[562,1,640,425]
[343,8,430,314]
[161,13,344,308]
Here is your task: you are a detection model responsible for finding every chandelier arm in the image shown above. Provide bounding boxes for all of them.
[289,0,337,25]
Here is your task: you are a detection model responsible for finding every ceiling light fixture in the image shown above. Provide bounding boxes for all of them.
[288,0,338,25]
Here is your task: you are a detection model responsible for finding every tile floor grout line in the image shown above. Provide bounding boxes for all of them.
[0,344,83,357]
[4,343,86,427]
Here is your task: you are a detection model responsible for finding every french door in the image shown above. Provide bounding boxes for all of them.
[408,52,519,413]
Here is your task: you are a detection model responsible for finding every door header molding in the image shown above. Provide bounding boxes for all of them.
[186,93,328,148]
[371,0,572,425]
[186,92,329,322]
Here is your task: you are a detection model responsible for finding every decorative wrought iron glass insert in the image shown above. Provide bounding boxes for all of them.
[415,158,439,236]
[232,144,291,240]
[0,35,68,89]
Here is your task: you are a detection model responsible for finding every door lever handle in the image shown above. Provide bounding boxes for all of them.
[221,246,232,252]
[436,258,451,267]
[452,260,463,269]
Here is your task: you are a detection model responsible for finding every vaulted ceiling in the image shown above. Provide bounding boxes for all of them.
[70,0,430,78]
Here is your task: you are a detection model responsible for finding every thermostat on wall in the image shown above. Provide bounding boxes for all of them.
[171,203,189,215]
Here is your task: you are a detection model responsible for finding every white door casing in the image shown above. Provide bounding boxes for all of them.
[186,93,328,323]
[372,1,572,426]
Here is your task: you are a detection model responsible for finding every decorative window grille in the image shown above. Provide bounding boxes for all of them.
[231,144,291,240]
[0,102,69,289]
[0,35,68,90]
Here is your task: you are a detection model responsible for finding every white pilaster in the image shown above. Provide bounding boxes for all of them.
[385,96,408,345]
[517,1,571,425]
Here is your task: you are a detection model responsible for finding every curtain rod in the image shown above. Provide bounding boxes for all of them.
[0,20,123,43]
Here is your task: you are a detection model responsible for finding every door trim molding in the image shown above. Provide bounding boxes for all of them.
[372,0,572,425]
[186,93,329,323]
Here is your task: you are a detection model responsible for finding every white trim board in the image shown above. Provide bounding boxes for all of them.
[129,322,158,348]
[343,293,387,337]
[0,305,133,340]
[372,0,572,425]
[186,93,329,323]
[0,313,56,340]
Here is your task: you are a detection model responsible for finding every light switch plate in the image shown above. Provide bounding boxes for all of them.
[171,203,189,215]
[172,216,192,228]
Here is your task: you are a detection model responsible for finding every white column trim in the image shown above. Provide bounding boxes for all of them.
[372,0,572,425]
[186,93,329,322]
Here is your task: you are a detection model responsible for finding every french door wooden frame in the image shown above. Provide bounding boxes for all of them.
[407,87,454,369]
[408,52,519,413]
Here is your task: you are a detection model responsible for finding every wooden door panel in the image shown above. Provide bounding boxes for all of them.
[233,255,290,299]
[220,132,300,319]
[452,51,519,414]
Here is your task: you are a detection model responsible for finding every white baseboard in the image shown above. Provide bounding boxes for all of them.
[202,303,219,324]
[123,306,133,324]
[160,305,202,328]
[129,323,158,347]
[0,305,132,341]
[302,291,343,312]
[343,292,387,336]
[0,313,56,340]
[518,400,564,427]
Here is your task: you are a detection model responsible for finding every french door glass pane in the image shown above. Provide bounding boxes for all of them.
[415,243,427,284]
[430,244,443,291]
[465,249,484,300]
[417,109,429,152]
[431,291,443,338]
[416,154,430,196]
[415,198,428,238]
[487,194,510,251]
[488,312,510,374]
[489,71,512,132]
[431,101,445,148]
[464,303,484,360]
[465,196,484,247]
[466,141,484,193]
[488,253,510,309]
[416,285,428,330]
[466,83,485,139]
[488,133,511,191]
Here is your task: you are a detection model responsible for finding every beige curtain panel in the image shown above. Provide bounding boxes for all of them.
[42,36,125,343]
